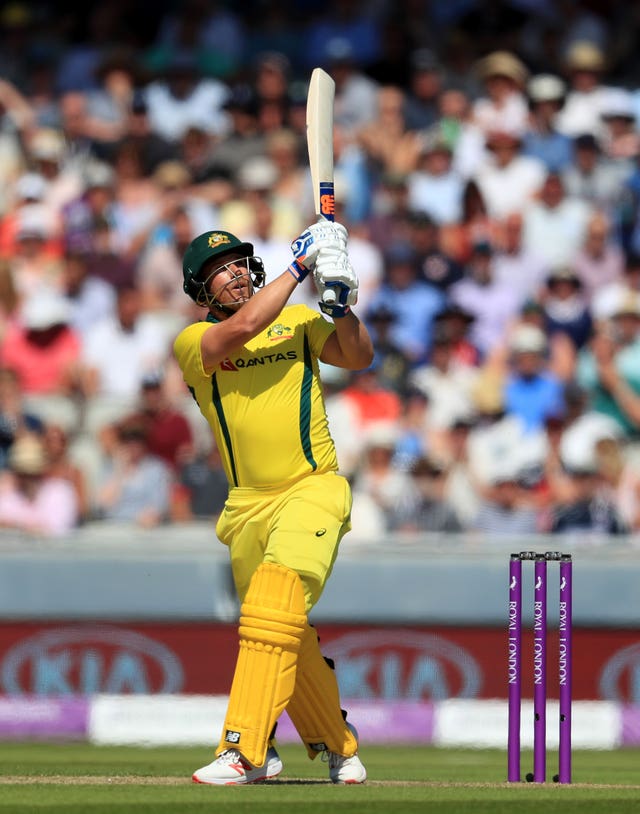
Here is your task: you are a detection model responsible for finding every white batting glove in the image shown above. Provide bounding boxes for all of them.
[307,219,348,248]
[314,247,359,317]
[288,220,348,283]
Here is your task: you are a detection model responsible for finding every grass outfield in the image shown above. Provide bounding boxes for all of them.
[1,743,640,813]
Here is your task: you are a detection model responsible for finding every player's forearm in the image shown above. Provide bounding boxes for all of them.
[200,270,298,366]
[327,311,374,370]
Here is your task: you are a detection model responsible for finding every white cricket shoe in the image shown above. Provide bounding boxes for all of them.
[192,746,283,785]
[325,723,367,784]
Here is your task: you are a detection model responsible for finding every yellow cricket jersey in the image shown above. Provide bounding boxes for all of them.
[173,304,339,489]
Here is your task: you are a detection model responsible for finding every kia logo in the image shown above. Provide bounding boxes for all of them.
[1,626,184,696]
[599,642,640,703]
[325,630,481,700]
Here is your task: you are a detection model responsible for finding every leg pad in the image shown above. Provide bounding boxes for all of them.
[217,563,306,766]
[286,625,358,759]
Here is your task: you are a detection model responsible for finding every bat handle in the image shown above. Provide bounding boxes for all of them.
[318,181,336,304]
[318,181,335,222]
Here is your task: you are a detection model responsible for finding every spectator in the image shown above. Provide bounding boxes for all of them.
[0,432,79,536]
[0,367,44,468]
[366,242,444,364]
[522,73,573,172]
[364,303,411,396]
[472,464,541,536]
[403,48,445,131]
[136,370,193,472]
[541,265,593,350]
[389,455,462,532]
[598,87,640,166]
[502,324,565,433]
[440,414,483,529]
[80,283,167,402]
[208,84,266,182]
[0,77,35,215]
[406,126,464,225]
[391,387,432,471]
[471,50,530,139]
[61,160,118,255]
[42,423,90,522]
[450,240,522,359]
[521,170,593,268]
[350,423,413,532]
[94,414,172,527]
[473,126,547,220]
[571,210,625,302]
[410,211,465,293]
[174,444,228,522]
[576,288,640,437]
[340,363,403,432]
[143,54,229,144]
[0,292,81,396]
[439,179,496,266]
[493,211,549,305]
[6,207,63,302]
[409,324,479,432]
[431,304,480,368]
[562,132,628,214]
[313,39,378,135]
[99,91,178,176]
[550,413,628,535]
[555,41,613,138]
[59,245,116,337]
[358,84,422,178]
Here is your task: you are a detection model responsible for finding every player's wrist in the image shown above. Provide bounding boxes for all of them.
[287,260,310,283]
[320,302,351,318]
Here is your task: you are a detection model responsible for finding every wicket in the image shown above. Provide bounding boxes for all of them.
[507,551,573,784]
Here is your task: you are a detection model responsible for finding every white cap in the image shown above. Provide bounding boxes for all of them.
[594,287,640,321]
[600,87,636,120]
[559,413,623,473]
[237,156,278,191]
[15,172,47,201]
[29,128,65,162]
[509,324,547,354]
[21,292,71,330]
[15,205,51,240]
[527,74,566,103]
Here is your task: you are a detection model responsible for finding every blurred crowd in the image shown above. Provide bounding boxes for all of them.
[2,0,640,540]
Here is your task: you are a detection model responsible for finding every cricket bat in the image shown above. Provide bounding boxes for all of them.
[306,67,337,304]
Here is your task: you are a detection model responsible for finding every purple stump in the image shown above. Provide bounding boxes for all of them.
[507,554,522,782]
[558,555,572,784]
[533,555,547,783]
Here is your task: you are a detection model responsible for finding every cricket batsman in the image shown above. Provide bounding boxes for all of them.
[173,219,373,784]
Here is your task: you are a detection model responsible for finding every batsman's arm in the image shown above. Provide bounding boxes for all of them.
[200,270,299,373]
[319,310,374,371]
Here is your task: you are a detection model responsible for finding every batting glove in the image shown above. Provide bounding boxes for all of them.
[315,248,358,318]
[288,221,348,283]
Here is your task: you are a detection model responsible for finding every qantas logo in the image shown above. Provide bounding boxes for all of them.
[219,351,297,371]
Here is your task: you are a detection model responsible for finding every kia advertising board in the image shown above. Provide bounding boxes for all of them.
[0,622,639,702]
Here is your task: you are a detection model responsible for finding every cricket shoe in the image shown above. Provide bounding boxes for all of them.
[192,746,283,785]
[325,723,367,784]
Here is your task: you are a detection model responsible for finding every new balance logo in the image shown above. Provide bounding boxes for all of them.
[225,730,241,744]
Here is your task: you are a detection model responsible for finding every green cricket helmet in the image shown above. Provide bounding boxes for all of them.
[182,230,265,306]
